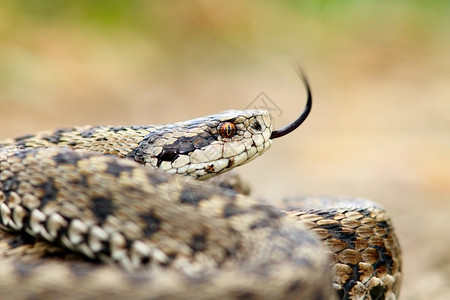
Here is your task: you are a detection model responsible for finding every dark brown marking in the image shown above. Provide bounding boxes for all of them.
[204,164,215,173]
[108,126,128,133]
[192,137,209,149]
[164,139,181,149]
[287,279,303,293]
[177,142,195,154]
[91,197,115,222]
[14,134,35,142]
[223,203,246,218]
[227,158,235,168]
[369,283,384,300]
[105,161,135,177]
[190,234,207,252]
[235,292,258,300]
[7,234,36,248]
[37,178,58,207]
[41,128,74,144]
[157,149,179,166]
[139,212,161,237]
[81,127,100,138]
[53,149,84,166]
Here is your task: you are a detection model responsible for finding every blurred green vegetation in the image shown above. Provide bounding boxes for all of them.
[1,0,448,71]
[5,0,450,26]
[3,1,449,38]
[0,0,448,107]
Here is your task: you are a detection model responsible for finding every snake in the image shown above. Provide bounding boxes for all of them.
[0,71,401,300]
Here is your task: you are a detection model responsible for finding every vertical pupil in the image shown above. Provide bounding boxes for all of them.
[220,122,236,138]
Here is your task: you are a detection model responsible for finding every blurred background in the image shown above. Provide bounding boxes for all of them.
[0,1,448,298]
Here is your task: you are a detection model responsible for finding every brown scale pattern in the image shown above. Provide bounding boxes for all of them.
[0,147,334,299]
[285,199,402,300]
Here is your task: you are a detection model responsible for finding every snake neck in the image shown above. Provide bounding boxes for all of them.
[0,125,159,158]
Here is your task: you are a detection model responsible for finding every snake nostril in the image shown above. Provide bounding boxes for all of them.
[251,120,262,131]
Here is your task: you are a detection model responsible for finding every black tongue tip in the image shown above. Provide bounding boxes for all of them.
[270,69,312,139]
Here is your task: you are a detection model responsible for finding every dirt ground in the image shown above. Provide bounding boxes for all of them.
[0,2,449,299]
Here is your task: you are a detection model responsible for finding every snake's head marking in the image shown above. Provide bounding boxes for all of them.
[128,110,274,180]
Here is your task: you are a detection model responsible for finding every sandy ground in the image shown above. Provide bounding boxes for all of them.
[0,3,449,299]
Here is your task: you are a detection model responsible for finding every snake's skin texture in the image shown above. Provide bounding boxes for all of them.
[1,110,272,180]
[0,110,401,299]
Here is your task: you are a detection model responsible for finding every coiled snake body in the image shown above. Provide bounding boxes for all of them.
[0,75,401,299]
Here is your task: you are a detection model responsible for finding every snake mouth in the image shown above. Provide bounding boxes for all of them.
[270,68,312,139]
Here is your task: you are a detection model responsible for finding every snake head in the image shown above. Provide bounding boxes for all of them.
[129,110,274,179]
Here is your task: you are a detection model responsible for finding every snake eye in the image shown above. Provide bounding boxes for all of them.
[219,122,236,138]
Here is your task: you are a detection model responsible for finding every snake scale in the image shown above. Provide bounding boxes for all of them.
[0,72,401,299]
